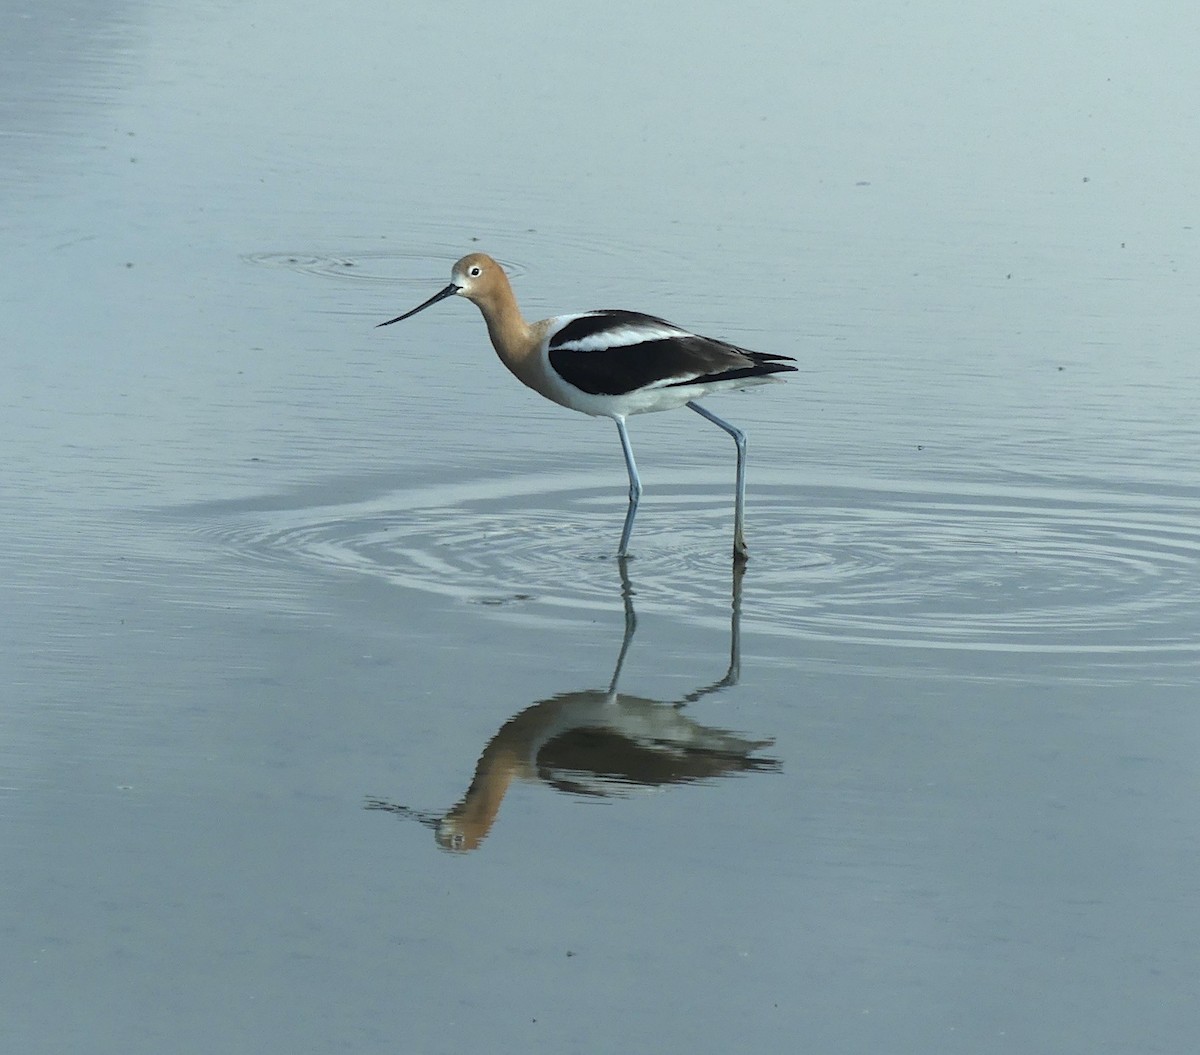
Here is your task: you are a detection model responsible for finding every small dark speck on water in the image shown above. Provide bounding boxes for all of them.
[1057,366,1065,371]
[855,181,871,186]
[476,593,534,607]
[125,262,134,268]
[1082,176,1090,182]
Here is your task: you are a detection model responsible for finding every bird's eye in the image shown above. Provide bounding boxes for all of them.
[468,266,482,277]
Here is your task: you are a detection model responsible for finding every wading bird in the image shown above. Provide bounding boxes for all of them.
[378,253,795,560]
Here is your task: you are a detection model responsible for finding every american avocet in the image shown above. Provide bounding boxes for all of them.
[378,253,796,560]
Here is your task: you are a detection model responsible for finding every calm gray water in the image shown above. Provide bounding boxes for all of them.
[4,2,1199,1052]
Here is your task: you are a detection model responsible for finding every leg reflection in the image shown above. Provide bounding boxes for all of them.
[366,559,774,853]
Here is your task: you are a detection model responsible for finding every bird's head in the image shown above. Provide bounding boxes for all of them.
[376,252,506,327]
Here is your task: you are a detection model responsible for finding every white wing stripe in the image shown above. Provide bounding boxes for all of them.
[554,324,691,352]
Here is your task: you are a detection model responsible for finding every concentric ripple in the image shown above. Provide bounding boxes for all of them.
[195,471,1200,673]
[241,249,529,285]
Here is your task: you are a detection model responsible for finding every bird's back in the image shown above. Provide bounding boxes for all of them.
[543,309,796,398]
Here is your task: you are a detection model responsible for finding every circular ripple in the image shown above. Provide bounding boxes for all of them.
[200,473,1200,661]
[752,484,1200,655]
[241,249,530,285]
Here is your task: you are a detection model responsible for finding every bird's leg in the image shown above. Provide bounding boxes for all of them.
[687,402,749,562]
[607,556,638,695]
[613,416,641,558]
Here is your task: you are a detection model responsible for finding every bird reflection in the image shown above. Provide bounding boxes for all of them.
[365,561,779,852]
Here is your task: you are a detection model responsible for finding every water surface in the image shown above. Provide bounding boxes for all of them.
[3,2,1199,1053]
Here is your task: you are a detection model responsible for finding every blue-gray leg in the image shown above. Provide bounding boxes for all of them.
[687,402,749,561]
[613,416,642,558]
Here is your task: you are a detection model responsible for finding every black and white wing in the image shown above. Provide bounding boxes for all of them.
[546,310,796,397]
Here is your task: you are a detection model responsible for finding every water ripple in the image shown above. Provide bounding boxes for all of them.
[241,248,530,285]
[194,472,1200,667]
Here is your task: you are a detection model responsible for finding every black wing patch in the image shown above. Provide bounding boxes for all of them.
[668,351,798,389]
[550,335,797,397]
